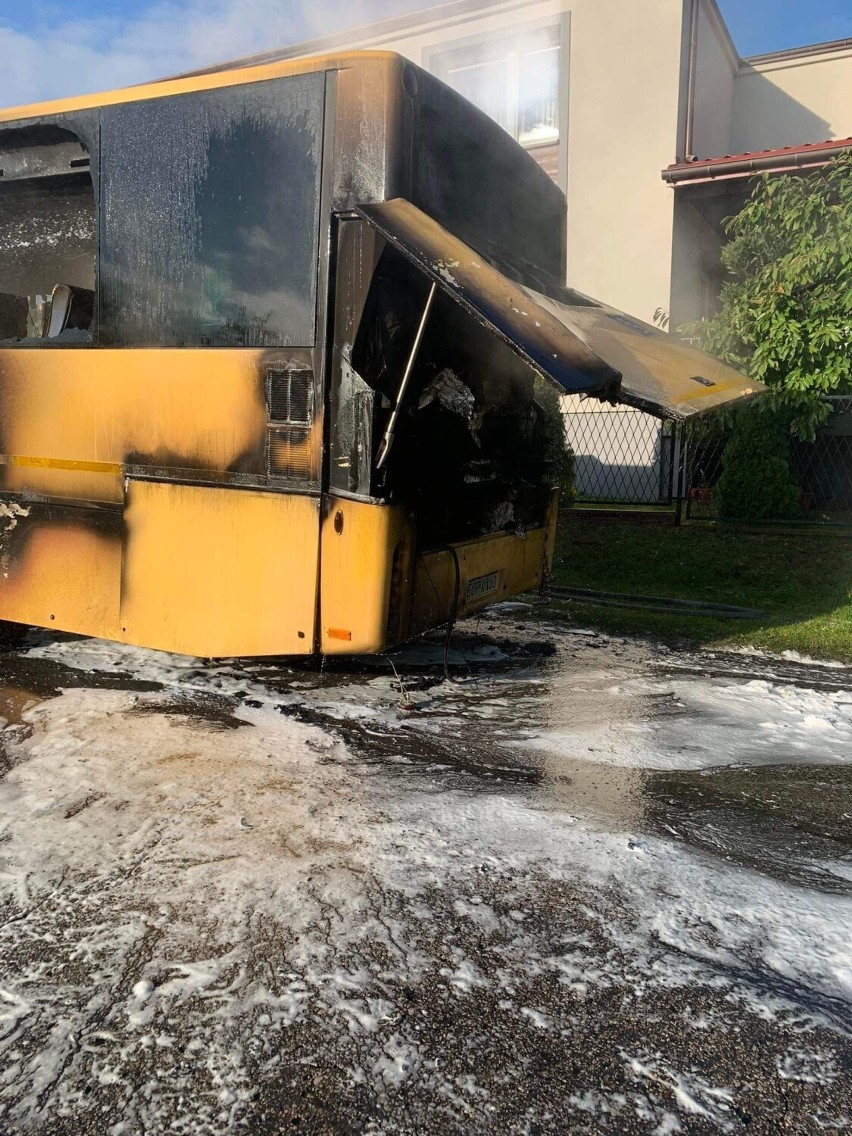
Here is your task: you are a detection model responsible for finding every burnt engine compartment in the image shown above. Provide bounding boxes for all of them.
[351,246,558,549]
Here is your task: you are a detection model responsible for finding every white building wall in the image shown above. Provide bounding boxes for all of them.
[689,0,737,159]
[732,44,852,152]
[562,0,685,322]
[317,0,688,324]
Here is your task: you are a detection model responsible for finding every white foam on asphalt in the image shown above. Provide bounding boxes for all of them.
[1,635,850,1131]
[509,674,852,770]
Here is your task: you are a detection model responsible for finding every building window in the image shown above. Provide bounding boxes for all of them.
[429,25,561,147]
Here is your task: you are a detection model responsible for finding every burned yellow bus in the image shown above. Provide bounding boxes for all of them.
[0,51,759,658]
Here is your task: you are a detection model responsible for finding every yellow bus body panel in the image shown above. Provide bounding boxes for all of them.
[0,483,320,657]
[0,348,272,504]
[121,481,319,657]
[319,491,558,655]
[411,528,547,636]
[0,511,123,640]
[0,346,322,657]
[320,497,414,655]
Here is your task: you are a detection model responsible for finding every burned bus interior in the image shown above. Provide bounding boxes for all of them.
[349,241,561,547]
[0,124,95,344]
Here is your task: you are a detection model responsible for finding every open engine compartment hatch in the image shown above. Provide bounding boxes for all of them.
[355,198,764,421]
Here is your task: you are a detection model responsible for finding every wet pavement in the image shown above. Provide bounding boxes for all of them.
[0,607,851,1134]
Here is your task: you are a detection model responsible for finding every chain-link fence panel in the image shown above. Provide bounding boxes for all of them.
[562,396,852,525]
[562,404,676,505]
[793,397,852,524]
[683,396,852,525]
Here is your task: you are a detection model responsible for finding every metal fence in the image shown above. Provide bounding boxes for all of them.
[563,405,678,506]
[564,396,852,525]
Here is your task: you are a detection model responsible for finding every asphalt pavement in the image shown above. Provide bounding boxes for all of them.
[0,610,850,1134]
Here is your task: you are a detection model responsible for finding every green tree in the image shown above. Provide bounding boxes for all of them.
[684,153,852,440]
[714,405,801,520]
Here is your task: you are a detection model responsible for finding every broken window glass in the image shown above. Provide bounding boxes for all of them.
[0,124,95,345]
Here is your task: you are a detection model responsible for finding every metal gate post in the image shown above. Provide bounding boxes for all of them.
[674,422,687,527]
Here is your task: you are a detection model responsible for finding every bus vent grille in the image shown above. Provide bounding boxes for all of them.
[268,368,313,424]
[267,426,312,480]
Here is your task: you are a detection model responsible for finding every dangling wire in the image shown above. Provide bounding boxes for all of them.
[387,654,413,711]
[442,546,462,682]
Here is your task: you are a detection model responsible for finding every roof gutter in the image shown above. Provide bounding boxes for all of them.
[662,139,852,186]
[681,0,700,162]
[744,37,852,66]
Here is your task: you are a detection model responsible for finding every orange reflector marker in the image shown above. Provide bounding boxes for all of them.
[327,628,352,641]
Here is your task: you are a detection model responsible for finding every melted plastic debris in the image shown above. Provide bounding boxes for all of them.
[0,501,29,535]
[418,368,476,420]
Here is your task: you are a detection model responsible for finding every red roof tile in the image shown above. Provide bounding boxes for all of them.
[668,137,852,172]
[663,137,852,185]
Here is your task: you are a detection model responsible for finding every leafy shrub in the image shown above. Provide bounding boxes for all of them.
[715,406,801,520]
[535,380,575,503]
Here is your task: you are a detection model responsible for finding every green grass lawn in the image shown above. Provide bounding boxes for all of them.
[549,516,852,663]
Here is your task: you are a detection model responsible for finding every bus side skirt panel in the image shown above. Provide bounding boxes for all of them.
[0,484,321,658]
[120,481,320,657]
[0,499,123,640]
[409,524,550,639]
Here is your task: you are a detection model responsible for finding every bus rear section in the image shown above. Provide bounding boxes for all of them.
[317,187,763,654]
[316,58,763,654]
[318,213,569,654]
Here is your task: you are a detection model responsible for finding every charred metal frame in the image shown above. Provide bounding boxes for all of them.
[375,281,437,469]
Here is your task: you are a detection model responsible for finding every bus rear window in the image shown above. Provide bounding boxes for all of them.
[0,126,95,345]
[99,74,325,348]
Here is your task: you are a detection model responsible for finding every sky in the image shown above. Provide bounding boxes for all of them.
[0,0,849,109]
[717,0,851,55]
